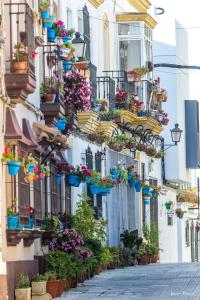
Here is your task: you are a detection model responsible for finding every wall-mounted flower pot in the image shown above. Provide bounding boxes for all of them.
[55,173,61,185]
[73,61,89,70]
[7,161,21,176]
[68,175,81,187]
[11,60,28,74]
[28,217,35,229]
[15,287,31,300]
[143,186,150,195]
[28,163,35,174]
[56,119,66,131]
[62,36,72,43]
[7,216,19,229]
[111,169,120,180]
[100,187,109,196]
[135,181,142,192]
[89,185,100,195]
[41,9,49,19]
[63,60,72,72]
[47,28,57,42]
[129,179,136,188]
[43,93,56,102]
[59,48,71,59]
[150,190,157,199]
[31,281,47,296]
[165,203,172,210]
[176,211,184,218]
[85,176,91,184]
[43,18,53,28]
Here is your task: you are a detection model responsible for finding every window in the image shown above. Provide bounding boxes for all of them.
[18,167,30,224]
[118,23,140,35]
[66,7,73,29]
[119,40,141,71]
[50,163,61,214]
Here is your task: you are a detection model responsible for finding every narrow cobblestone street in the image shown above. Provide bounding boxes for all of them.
[58,263,200,300]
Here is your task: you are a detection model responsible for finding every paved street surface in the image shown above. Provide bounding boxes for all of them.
[57,263,200,300]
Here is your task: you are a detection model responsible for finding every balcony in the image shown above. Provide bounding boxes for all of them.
[4,2,36,103]
[41,96,66,125]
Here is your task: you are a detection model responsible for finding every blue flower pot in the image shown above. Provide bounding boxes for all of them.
[62,36,72,43]
[128,173,132,180]
[55,173,61,185]
[89,185,100,195]
[56,119,66,131]
[135,181,142,192]
[41,10,49,19]
[47,28,57,42]
[28,163,35,174]
[86,176,91,184]
[150,190,157,199]
[7,216,19,229]
[7,161,21,176]
[68,175,81,187]
[43,21,53,28]
[28,217,35,229]
[129,179,136,188]
[63,60,72,72]
[111,169,120,180]
[143,187,150,195]
[100,187,109,196]
[144,199,150,205]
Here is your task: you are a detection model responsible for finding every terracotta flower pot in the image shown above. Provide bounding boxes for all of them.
[44,93,56,102]
[74,61,89,70]
[129,103,136,111]
[114,115,123,124]
[47,280,61,298]
[150,255,158,263]
[11,60,28,74]
[95,265,101,275]
[64,277,72,291]
[162,118,169,126]
[138,254,150,265]
[15,288,31,300]
[31,281,47,295]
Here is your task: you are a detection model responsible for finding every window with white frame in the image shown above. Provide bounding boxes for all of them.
[119,40,141,71]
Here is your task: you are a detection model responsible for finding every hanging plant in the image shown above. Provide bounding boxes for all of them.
[107,134,128,152]
[63,72,92,112]
[165,201,173,210]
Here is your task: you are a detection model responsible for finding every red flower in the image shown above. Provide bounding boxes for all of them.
[31,51,38,59]
[33,166,38,173]
[40,173,46,179]
[4,147,10,154]
[34,175,39,181]
[17,148,21,154]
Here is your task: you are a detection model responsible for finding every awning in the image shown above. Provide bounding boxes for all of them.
[33,122,69,149]
[5,108,33,146]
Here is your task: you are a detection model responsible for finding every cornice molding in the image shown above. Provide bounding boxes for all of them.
[128,0,151,12]
[88,0,104,8]
[116,13,157,29]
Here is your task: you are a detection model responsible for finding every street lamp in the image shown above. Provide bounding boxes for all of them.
[170,123,183,145]
[72,32,86,60]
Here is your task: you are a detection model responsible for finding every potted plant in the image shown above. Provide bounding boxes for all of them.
[135,180,142,192]
[128,174,138,188]
[176,208,185,219]
[112,109,124,124]
[39,0,50,19]
[127,66,149,82]
[45,271,60,298]
[143,184,151,196]
[136,243,150,265]
[107,134,128,152]
[66,165,85,187]
[2,147,22,176]
[73,57,90,70]
[59,42,75,60]
[165,201,173,210]
[31,274,47,296]
[40,78,63,102]
[99,176,115,196]
[11,43,28,73]
[7,198,19,229]
[55,117,68,131]
[115,88,128,104]
[43,15,55,28]
[110,165,120,180]
[15,274,31,300]
[89,171,101,195]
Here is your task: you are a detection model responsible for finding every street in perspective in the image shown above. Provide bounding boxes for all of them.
[1,0,200,299]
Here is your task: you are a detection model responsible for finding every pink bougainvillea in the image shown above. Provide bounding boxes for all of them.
[63,72,92,112]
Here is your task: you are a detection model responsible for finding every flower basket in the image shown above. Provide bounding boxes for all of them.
[143,186,150,195]
[135,181,142,192]
[111,169,120,180]
[56,119,66,131]
[28,163,35,174]
[165,202,172,210]
[47,28,57,42]
[7,215,19,229]
[89,184,100,195]
[7,161,21,176]
[67,175,81,187]
[144,199,150,205]
[100,187,109,196]
[63,60,72,72]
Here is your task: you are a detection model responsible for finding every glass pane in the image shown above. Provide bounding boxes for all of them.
[66,7,73,28]
[119,40,141,71]
[118,23,140,35]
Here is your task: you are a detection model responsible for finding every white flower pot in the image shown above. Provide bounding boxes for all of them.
[15,287,31,300]
[59,48,71,58]
[32,281,47,295]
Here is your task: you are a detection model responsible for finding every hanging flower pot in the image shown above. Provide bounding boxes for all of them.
[62,36,72,43]
[59,48,71,60]
[63,60,72,72]
[7,215,19,229]
[7,161,21,176]
[143,186,150,196]
[111,169,120,180]
[162,118,169,126]
[56,119,66,131]
[73,61,89,70]
[43,16,54,28]
[165,202,172,210]
[55,173,62,185]
[28,163,35,174]
[28,217,35,229]
[89,184,100,195]
[41,9,49,19]
[100,187,109,196]
[68,175,81,187]
[135,181,142,192]
[176,209,184,219]
[150,190,157,199]
[144,199,150,205]
[47,28,57,43]
[43,93,56,103]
